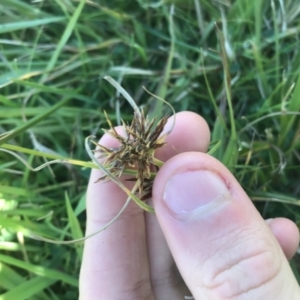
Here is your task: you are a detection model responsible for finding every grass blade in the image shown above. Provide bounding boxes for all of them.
[65,192,83,258]
[279,73,300,147]
[0,254,78,287]
[0,17,65,34]
[149,5,175,119]
[0,276,56,300]
[216,25,238,170]
[44,0,86,73]
[0,97,71,146]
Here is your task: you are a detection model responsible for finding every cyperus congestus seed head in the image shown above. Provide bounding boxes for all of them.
[95,109,168,199]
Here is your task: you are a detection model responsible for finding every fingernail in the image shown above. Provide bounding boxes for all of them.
[164,170,230,219]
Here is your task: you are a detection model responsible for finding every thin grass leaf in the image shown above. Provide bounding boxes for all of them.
[216,25,238,170]
[0,97,71,146]
[74,193,86,216]
[142,86,176,134]
[207,140,222,156]
[0,71,44,89]
[0,144,93,168]
[104,76,141,116]
[202,54,227,132]
[0,185,31,197]
[0,276,56,300]
[0,254,78,287]
[12,79,81,96]
[149,5,175,120]
[210,116,225,160]
[65,191,83,258]
[43,0,86,74]
[0,264,51,300]
[239,111,300,134]
[0,216,51,238]
[279,73,300,147]
[251,192,300,206]
[271,0,280,87]
[0,0,49,16]
[0,17,65,34]
[0,262,25,290]
[0,242,39,252]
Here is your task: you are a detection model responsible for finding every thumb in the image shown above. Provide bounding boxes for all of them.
[153,152,300,300]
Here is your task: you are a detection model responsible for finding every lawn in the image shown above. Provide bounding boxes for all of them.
[0,0,300,299]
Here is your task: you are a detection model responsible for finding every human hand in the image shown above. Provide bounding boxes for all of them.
[79,111,300,299]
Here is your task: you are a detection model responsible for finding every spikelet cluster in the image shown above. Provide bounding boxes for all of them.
[95,110,168,199]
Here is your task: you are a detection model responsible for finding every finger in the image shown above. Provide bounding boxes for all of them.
[155,111,211,161]
[146,111,210,299]
[79,128,153,300]
[153,152,300,300]
[79,111,211,300]
[266,218,300,260]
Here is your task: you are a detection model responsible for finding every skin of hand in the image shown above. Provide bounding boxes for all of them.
[79,111,300,300]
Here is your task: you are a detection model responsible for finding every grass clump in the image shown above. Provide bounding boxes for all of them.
[0,0,300,298]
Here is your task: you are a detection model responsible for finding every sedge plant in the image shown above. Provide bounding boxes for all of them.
[10,76,177,244]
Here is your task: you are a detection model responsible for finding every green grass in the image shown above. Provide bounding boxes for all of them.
[1,0,300,298]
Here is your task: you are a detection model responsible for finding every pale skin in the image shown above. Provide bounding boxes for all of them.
[79,111,300,300]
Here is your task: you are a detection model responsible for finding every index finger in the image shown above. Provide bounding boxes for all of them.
[79,111,211,299]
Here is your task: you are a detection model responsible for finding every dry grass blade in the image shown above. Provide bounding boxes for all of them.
[104,76,141,117]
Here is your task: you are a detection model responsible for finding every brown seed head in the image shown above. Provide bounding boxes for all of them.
[95,109,168,199]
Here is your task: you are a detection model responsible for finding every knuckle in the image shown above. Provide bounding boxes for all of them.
[121,277,153,300]
[200,227,282,299]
